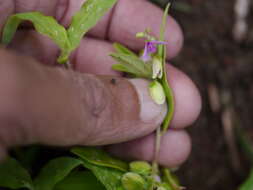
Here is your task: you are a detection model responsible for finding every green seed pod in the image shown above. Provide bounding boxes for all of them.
[149,80,166,105]
[121,172,146,190]
[129,161,152,175]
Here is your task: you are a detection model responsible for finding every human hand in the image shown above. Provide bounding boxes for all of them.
[0,0,201,168]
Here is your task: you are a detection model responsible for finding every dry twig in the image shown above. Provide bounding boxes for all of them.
[221,90,242,173]
[233,0,251,42]
[207,84,221,113]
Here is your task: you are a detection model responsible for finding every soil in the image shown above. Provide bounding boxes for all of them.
[150,0,253,189]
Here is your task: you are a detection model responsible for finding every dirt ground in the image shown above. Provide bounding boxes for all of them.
[150,0,253,189]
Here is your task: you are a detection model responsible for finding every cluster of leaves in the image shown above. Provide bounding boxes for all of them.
[2,0,117,65]
[237,127,253,190]
[0,147,179,190]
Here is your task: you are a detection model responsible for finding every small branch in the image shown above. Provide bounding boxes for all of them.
[152,127,161,178]
[163,168,185,190]
[221,90,242,173]
[222,107,242,172]
[207,83,221,113]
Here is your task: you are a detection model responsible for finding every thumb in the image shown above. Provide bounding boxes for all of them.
[0,48,166,156]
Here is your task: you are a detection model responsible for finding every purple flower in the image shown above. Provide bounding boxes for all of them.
[141,40,168,62]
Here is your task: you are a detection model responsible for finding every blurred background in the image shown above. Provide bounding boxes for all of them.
[149,0,253,189]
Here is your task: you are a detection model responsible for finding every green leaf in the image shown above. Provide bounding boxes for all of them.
[162,168,181,190]
[121,172,146,190]
[113,43,138,57]
[112,64,134,73]
[111,62,143,77]
[54,171,105,190]
[71,147,128,172]
[0,158,34,190]
[112,43,149,77]
[160,183,173,190]
[239,169,253,190]
[236,126,253,165]
[68,0,117,51]
[1,12,71,64]
[111,53,152,79]
[12,146,41,170]
[34,157,82,190]
[157,3,175,133]
[81,159,124,190]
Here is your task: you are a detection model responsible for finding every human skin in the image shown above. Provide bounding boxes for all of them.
[0,0,201,168]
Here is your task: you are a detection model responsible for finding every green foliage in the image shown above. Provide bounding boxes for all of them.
[111,43,153,78]
[0,158,34,190]
[72,147,151,190]
[68,0,117,51]
[236,127,253,165]
[1,0,117,64]
[71,147,181,190]
[13,146,41,171]
[237,127,253,190]
[121,172,146,190]
[81,160,125,190]
[71,147,128,172]
[239,169,253,190]
[111,52,152,79]
[34,157,82,190]
[1,12,71,64]
[113,43,138,57]
[162,168,181,190]
[129,161,152,176]
[53,171,106,190]
[0,147,181,190]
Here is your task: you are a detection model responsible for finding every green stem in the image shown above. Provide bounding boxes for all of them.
[152,127,161,175]
[150,127,161,189]
[236,126,253,165]
[157,3,175,134]
[163,168,182,190]
[154,126,161,164]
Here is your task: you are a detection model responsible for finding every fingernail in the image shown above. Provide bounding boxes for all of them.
[129,79,167,124]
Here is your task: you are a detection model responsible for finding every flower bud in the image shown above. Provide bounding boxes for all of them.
[149,80,166,105]
[154,175,161,182]
[136,32,146,38]
[121,172,146,190]
[129,161,152,175]
[152,56,163,79]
